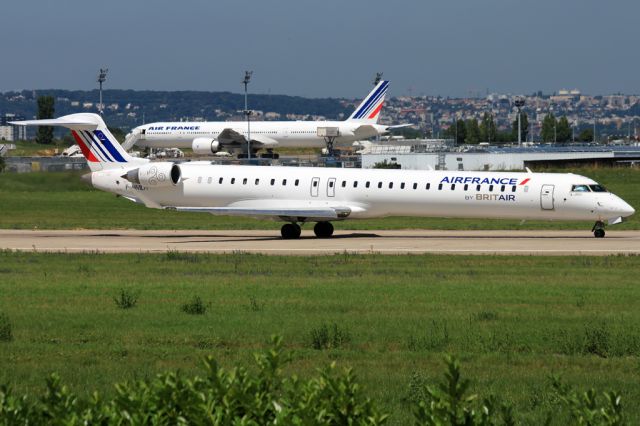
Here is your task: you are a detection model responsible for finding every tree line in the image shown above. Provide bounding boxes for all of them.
[442,112,595,144]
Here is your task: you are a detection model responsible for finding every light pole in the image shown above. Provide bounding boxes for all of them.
[373,72,383,86]
[97,68,108,116]
[242,71,253,160]
[593,115,597,143]
[514,98,525,146]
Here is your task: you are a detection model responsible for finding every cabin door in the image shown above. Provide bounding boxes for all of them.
[327,177,336,197]
[310,177,320,197]
[540,184,555,210]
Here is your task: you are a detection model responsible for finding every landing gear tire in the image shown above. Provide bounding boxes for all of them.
[281,223,301,239]
[314,221,334,238]
[592,221,606,238]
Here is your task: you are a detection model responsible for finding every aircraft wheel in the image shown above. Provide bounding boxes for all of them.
[314,221,334,238]
[594,228,605,238]
[281,223,301,239]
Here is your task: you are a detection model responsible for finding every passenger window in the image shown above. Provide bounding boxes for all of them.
[270,179,275,186]
[295,179,299,186]
[219,177,223,184]
[282,179,287,185]
[231,178,235,184]
[476,184,481,191]
[353,181,358,188]
[207,177,212,184]
[389,182,393,189]
[342,181,347,188]
[366,181,370,188]
[438,184,443,190]
[500,185,505,192]
[313,181,318,187]
[426,183,431,190]
[400,182,405,189]
[378,182,383,188]
[451,184,455,190]
[572,184,591,192]
[489,185,493,192]
[511,185,516,192]
[329,181,334,188]
[464,184,468,191]
[255,178,259,185]
[413,183,417,190]
[243,178,247,185]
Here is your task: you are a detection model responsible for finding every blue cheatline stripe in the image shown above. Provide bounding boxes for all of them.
[78,131,107,162]
[83,131,113,162]
[94,130,127,162]
[352,81,388,119]
[358,84,388,118]
[352,81,389,119]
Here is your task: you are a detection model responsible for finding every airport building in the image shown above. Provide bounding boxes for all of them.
[360,141,640,170]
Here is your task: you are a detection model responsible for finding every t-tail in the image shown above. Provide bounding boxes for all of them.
[347,80,389,124]
[11,113,147,172]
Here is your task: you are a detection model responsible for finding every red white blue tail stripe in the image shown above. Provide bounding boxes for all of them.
[71,130,128,163]
[348,80,389,121]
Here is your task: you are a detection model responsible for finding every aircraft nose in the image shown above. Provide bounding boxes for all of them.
[620,202,635,218]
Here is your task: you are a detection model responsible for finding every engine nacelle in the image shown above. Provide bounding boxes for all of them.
[126,162,181,187]
[192,138,220,155]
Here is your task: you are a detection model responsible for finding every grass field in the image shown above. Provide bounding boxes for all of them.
[0,167,638,231]
[1,251,640,424]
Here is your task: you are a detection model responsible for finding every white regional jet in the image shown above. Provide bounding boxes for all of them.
[122,80,406,156]
[13,114,635,239]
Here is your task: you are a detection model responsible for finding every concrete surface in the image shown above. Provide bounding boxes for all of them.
[1,229,639,255]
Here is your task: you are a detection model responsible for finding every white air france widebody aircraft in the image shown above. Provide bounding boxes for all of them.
[122,80,406,155]
[13,113,635,239]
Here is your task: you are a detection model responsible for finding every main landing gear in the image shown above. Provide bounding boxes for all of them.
[281,223,301,239]
[314,221,334,238]
[280,221,335,239]
[592,221,606,238]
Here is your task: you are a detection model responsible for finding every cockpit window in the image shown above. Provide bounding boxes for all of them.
[589,184,608,192]
[571,184,591,192]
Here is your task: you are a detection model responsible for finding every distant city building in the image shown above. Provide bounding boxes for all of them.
[0,113,26,140]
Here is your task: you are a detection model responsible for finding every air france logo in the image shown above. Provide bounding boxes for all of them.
[441,176,519,185]
[148,126,201,131]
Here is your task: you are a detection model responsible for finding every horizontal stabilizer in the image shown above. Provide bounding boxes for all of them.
[10,117,99,131]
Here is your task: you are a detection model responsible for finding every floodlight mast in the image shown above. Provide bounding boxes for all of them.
[514,97,525,146]
[97,68,108,116]
[242,71,253,160]
[373,72,383,86]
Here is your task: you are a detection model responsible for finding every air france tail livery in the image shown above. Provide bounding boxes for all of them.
[122,80,407,155]
[13,114,635,239]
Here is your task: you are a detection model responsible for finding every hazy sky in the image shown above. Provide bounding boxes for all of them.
[2,0,638,98]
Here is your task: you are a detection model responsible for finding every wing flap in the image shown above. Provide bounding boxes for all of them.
[168,206,351,220]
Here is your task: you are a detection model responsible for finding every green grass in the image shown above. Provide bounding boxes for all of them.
[1,252,640,424]
[0,167,639,230]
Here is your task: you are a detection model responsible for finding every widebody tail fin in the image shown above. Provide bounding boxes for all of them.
[11,113,147,172]
[347,80,389,124]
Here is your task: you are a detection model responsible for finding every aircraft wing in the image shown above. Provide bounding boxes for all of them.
[167,205,352,221]
[217,128,278,147]
[385,123,413,130]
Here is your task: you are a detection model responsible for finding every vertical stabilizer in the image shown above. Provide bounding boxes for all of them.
[347,80,389,123]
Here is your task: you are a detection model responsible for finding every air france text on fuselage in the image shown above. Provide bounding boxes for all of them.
[148,126,201,131]
[440,176,522,185]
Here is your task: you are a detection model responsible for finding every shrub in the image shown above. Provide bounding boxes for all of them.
[0,336,388,425]
[412,355,516,425]
[0,312,12,342]
[310,323,351,350]
[181,296,208,315]
[113,289,139,309]
[551,376,624,425]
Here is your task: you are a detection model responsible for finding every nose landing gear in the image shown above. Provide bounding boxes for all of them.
[281,223,301,239]
[592,221,606,238]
